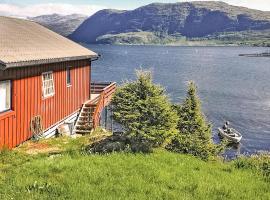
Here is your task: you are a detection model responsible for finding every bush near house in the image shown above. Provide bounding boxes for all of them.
[111,70,178,152]
[98,71,225,158]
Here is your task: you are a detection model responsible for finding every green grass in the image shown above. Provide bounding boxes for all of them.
[95,30,270,47]
[0,135,269,200]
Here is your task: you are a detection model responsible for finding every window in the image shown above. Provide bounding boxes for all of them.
[67,67,71,86]
[0,80,11,113]
[42,72,55,98]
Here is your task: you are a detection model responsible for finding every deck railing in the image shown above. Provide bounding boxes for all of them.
[91,82,114,94]
[91,82,117,128]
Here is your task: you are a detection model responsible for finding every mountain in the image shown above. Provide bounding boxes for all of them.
[29,14,88,36]
[70,1,270,46]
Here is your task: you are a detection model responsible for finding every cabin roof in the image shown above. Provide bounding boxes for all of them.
[0,16,98,69]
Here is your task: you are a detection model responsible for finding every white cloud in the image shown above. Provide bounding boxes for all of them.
[223,0,270,11]
[0,1,269,18]
[0,3,106,18]
[177,0,270,11]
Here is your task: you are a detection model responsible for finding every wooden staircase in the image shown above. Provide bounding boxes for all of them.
[72,82,116,135]
[73,99,98,134]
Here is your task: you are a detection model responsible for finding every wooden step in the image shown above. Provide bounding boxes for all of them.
[75,130,92,134]
[83,106,95,110]
[76,124,93,128]
[81,112,93,115]
[75,125,93,130]
[79,118,92,122]
[73,98,99,134]
[82,110,95,113]
[81,113,94,116]
[79,115,92,118]
[77,121,93,126]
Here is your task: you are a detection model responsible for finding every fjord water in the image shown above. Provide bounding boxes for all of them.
[88,44,270,155]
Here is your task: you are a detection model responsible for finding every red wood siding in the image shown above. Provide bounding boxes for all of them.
[0,59,90,149]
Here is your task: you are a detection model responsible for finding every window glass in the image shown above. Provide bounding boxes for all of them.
[0,80,11,112]
[42,72,55,98]
[67,67,71,86]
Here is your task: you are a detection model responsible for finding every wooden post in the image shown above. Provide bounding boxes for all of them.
[104,106,108,130]
[110,105,113,133]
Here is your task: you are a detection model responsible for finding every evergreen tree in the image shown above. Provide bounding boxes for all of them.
[177,81,211,141]
[168,81,224,159]
[111,70,178,151]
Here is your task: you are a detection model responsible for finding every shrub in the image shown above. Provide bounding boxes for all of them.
[234,152,270,180]
[86,134,130,154]
[86,132,153,154]
[111,70,178,151]
[167,81,226,160]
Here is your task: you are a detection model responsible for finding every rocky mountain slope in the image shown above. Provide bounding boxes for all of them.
[29,14,87,36]
[69,1,270,45]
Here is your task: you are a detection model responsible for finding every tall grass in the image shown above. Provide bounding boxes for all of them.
[234,152,270,180]
[0,145,269,200]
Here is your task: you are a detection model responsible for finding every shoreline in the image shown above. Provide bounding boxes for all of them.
[239,52,270,57]
[82,42,270,48]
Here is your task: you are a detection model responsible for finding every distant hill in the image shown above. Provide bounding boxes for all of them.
[29,14,87,36]
[69,1,270,46]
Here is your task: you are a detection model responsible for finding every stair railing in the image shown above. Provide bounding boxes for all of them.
[92,93,104,128]
[92,82,116,129]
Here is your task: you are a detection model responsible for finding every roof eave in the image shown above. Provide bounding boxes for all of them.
[4,54,98,69]
[0,61,6,70]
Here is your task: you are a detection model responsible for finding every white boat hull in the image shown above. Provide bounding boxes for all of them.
[218,128,242,143]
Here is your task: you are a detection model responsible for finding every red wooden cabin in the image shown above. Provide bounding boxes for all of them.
[0,16,116,149]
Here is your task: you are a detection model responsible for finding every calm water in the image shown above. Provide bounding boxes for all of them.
[86,44,270,155]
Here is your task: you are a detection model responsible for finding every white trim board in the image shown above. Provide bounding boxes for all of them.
[43,110,79,138]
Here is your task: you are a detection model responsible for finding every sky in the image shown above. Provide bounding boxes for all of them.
[0,0,269,17]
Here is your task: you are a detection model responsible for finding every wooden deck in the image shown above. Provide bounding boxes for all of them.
[90,94,100,101]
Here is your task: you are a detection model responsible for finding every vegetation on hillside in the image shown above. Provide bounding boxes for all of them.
[30,14,87,37]
[195,29,270,47]
[96,32,183,45]
[0,135,269,200]
[95,31,270,47]
[70,1,270,46]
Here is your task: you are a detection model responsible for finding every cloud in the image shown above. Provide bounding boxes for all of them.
[0,3,106,18]
[174,0,270,11]
[0,1,269,18]
[219,0,270,11]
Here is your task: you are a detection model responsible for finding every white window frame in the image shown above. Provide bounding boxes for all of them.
[0,80,11,113]
[67,67,72,87]
[42,71,55,99]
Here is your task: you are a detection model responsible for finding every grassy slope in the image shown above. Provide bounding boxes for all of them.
[0,135,269,200]
[95,31,270,47]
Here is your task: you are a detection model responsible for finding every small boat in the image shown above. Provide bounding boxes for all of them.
[218,128,242,143]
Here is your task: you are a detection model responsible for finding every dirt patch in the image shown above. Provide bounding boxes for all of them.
[19,142,62,155]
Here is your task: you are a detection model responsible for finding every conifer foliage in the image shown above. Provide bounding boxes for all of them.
[167,81,224,160]
[177,81,212,140]
[111,70,178,151]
